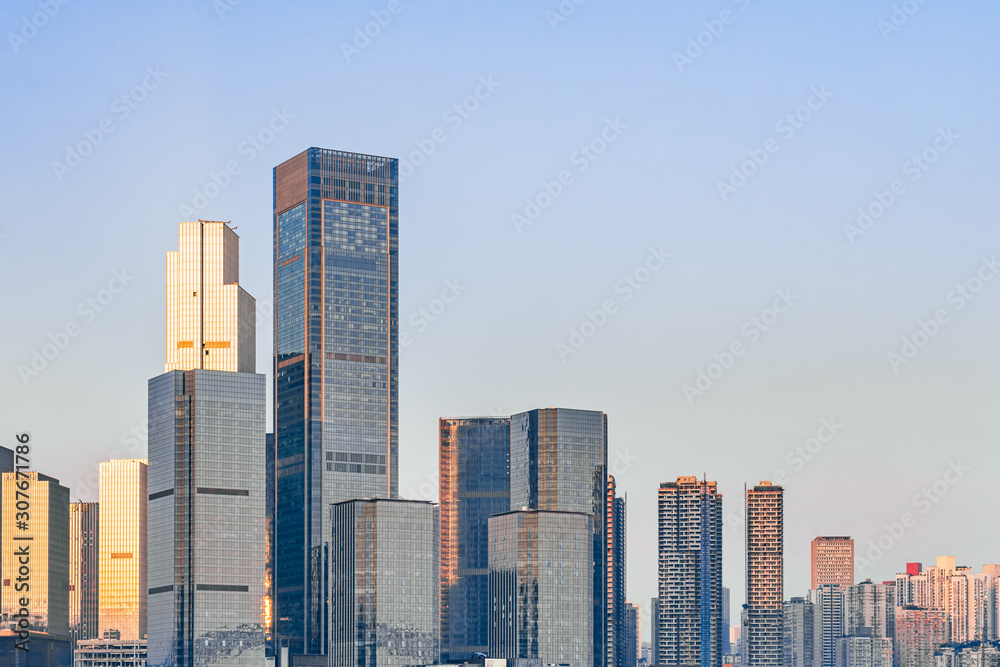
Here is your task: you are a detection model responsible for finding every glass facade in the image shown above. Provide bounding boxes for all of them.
[99,459,147,641]
[274,148,399,656]
[328,498,439,667]
[147,370,267,666]
[656,477,723,667]
[509,408,607,667]
[488,509,594,667]
[70,501,100,642]
[439,417,510,662]
[0,471,70,636]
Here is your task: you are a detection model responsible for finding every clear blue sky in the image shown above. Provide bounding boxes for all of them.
[3,0,999,634]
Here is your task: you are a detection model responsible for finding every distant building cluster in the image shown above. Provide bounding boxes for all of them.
[1,147,992,667]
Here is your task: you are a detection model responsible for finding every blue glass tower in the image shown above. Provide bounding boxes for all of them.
[273,148,399,657]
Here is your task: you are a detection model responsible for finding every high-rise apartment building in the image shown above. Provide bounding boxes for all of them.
[625,602,640,667]
[509,407,608,667]
[608,476,628,667]
[723,587,731,655]
[652,598,661,662]
[811,537,854,590]
[273,148,399,657]
[0,471,70,636]
[810,585,844,667]
[894,606,947,667]
[744,482,784,667]
[656,476,724,667]
[328,498,439,667]
[782,598,818,667]
[98,459,147,641]
[843,580,894,641]
[147,220,267,666]
[439,416,510,662]
[835,631,892,667]
[928,556,957,612]
[488,509,594,667]
[70,501,99,643]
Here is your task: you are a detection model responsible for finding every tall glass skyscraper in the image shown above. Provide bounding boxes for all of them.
[439,416,510,662]
[509,407,608,667]
[70,501,100,643]
[273,148,399,656]
[147,220,266,666]
[328,498,439,667]
[99,459,147,641]
[656,476,724,667]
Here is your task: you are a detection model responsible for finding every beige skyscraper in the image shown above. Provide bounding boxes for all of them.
[165,219,255,373]
[0,471,70,636]
[743,481,783,667]
[810,536,854,589]
[99,459,148,640]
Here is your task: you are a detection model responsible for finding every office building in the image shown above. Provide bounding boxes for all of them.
[70,501,99,643]
[75,637,147,666]
[0,471,70,636]
[439,417,510,662]
[265,431,275,651]
[98,459,147,641]
[783,598,818,667]
[744,482,784,667]
[894,606,947,667]
[626,602,640,667]
[608,476,627,667]
[273,148,399,657]
[509,407,608,667]
[328,498,439,667]
[811,538,854,590]
[147,220,267,666]
[488,509,593,667]
[656,476,724,667]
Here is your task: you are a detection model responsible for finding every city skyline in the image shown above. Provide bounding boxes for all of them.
[3,0,1000,649]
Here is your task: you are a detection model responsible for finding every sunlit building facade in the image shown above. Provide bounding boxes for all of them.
[744,482,784,667]
[487,509,594,667]
[894,606,947,667]
[509,407,608,667]
[656,476,724,667]
[439,416,510,662]
[810,537,854,590]
[0,471,70,636]
[273,148,400,657]
[99,459,147,641]
[147,220,266,666]
[70,501,99,643]
[328,498,439,667]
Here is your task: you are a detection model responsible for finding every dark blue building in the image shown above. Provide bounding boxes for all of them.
[273,148,399,657]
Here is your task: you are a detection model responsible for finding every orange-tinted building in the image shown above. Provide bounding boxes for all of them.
[810,536,854,589]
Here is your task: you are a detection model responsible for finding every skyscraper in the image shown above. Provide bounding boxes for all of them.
[98,459,147,641]
[744,481,783,667]
[893,606,947,667]
[625,602,640,667]
[810,537,854,590]
[273,148,399,657]
[843,580,894,641]
[70,501,99,643]
[652,598,661,663]
[488,509,594,667]
[509,407,608,667]
[723,587,731,655]
[656,476,724,667]
[1,471,70,636]
[608,475,627,667]
[147,220,266,666]
[439,416,510,662]
[809,585,844,667]
[782,598,818,667]
[328,498,439,667]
